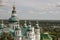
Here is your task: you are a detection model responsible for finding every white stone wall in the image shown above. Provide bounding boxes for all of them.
[15,30,21,36]
[35,29,40,40]
[27,31,35,40]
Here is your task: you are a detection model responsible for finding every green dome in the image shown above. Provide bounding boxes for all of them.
[15,27,21,30]
[9,16,19,22]
[27,28,32,31]
[27,26,32,31]
[35,24,39,29]
[35,26,39,29]
[0,24,6,29]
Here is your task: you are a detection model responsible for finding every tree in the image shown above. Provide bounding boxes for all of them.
[0,32,14,40]
[54,28,60,40]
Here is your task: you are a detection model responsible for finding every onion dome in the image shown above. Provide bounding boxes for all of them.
[9,5,19,23]
[9,16,19,22]
[35,21,39,29]
[23,20,27,28]
[12,5,16,14]
[35,24,39,29]
[15,27,21,30]
[0,24,6,29]
[27,27,32,31]
[27,21,32,31]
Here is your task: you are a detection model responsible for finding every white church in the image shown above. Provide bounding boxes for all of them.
[0,5,52,40]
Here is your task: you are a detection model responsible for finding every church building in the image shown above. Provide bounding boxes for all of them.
[0,5,52,40]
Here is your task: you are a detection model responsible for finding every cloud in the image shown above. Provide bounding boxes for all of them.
[0,0,60,20]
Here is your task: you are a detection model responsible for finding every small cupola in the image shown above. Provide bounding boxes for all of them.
[27,21,32,31]
[0,20,6,29]
[24,20,27,27]
[35,21,39,29]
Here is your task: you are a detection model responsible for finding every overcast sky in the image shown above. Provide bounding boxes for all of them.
[0,0,60,20]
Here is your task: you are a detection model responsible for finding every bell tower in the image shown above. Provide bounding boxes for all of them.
[8,0,20,30]
[27,21,35,40]
[35,21,40,40]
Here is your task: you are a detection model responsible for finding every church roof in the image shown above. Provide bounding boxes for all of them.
[0,24,6,29]
[21,26,28,36]
[27,25,32,32]
[35,23,39,29]
[15,27,21,30]
[27,28,32,31]
[9,16,19,22]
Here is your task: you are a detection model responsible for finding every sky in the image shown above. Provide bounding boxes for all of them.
[0,0,60,20]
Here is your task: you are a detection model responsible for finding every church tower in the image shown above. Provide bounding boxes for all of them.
[35,21,40,40]
[27,21,35,40]
[14,27,22,40]
[8,5,22,40]
[9,5,19,30]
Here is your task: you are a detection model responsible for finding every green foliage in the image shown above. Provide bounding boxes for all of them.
[0,32,14,40]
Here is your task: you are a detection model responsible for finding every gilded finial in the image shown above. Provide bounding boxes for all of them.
[13,5,15,10]
[12,0,16,13]
[12,4,16,13]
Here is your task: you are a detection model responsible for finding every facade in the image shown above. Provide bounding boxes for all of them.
[0,5,52,40]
